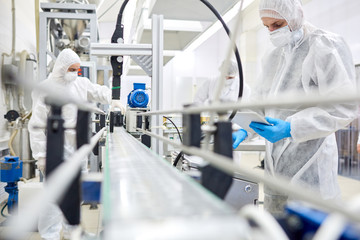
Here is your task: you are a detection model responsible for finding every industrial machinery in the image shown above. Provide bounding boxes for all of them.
[125,83,149,134]
[39,0,102,82]
[0,156,23,215]
[1,0,37,180]
[127,83,149,108]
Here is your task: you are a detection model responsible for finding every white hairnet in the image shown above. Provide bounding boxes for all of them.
[259,0,304,31]
[220,60,238,77]
[50,49,81,80]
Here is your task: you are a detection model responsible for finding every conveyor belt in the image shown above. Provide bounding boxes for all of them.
[103,127,250,239]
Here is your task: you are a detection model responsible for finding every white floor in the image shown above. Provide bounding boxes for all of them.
[0,152,359,239]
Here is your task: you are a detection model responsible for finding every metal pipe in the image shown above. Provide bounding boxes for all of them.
[18,50,29,115]
[137,128,360,223]
[11,0,16,62]
[138,92,360,116]
[35,0,40,54]
[3,127,106,240]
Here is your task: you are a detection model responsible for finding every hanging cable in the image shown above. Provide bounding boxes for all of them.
[110,0,129,100]
[163,116,184,167]
[199,0,244,120]
[163,116,182,143]
[173,151,184,167]
[1,203,9,218]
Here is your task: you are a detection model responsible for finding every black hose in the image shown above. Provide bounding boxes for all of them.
[1,203,8,218]
[199,0,244,120]
[116,0,129,27]
[163,116,184,167]
[163,116,183,143]
[173,151,184,167]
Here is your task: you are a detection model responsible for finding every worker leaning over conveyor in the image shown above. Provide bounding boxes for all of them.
[232,0,358,216]
[28,48,124,240]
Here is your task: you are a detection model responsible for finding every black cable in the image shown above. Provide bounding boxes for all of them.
[173,151,184,167]
[162,116,184,167]
[1,203,8,218]
[199,0,244,120]
[163,116,183,143]
[111,0,129,100]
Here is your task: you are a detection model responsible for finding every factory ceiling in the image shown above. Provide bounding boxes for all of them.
[97,0,240,75]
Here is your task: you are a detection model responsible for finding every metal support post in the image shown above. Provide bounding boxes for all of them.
[114,111,124,126]
[100,114,106,129]
[141,116,151,148]
[45,104,65,177]
[109,111,115,133]
[182,113,201,148]
[201,122,233,199]
[151,15,164,155]
[60,110,90,225]
[95,113,100,132]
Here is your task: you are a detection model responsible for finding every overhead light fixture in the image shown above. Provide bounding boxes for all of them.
[184,0,255,52]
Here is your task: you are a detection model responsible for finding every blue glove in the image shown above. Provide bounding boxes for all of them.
[249,117,291,143]
[232,129,248,149]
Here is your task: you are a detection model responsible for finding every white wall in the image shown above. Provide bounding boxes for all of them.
[303,0,360,64]
[163,0,360,110]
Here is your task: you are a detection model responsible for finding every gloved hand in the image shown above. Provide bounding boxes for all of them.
[249,117,291,143]
[232,129,248,149]
[37,157,46,175]
[111,99,126,115]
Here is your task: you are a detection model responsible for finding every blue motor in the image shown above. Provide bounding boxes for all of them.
[127,83,149,108]
[0,156,23,214]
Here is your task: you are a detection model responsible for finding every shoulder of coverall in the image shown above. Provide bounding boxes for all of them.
[301,22,350,51]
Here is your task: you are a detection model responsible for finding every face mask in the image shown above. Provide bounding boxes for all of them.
[64,71,78,82]
[269,25,292,47]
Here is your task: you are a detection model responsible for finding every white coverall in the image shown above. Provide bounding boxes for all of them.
[253,0,358,215]
[28,49,111,239]
[194,67,251,165]
[194,76,241,104]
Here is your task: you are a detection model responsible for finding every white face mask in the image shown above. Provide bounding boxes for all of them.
[64,71,78,82]
[269,25,292,47]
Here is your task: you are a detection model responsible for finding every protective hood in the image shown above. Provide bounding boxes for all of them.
[49,49,81,83]
[259,0,304,31]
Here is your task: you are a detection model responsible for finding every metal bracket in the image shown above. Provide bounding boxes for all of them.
[131,55,152,76]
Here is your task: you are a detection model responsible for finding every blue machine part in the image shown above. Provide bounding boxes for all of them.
[285,202,360,240]
[127,83,149,108]
[82,181,101,203]
[0,156,23,214]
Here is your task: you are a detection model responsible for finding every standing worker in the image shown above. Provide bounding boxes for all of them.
[28,49,123,239]
[194,60,250,165]
[194,60,250,104]
[232,0,357,215]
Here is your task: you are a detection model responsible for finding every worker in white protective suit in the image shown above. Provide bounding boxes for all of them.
[232,0,357,215]
[28,48,124,240]
[194,60,250,104]
[194,60,250,165]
